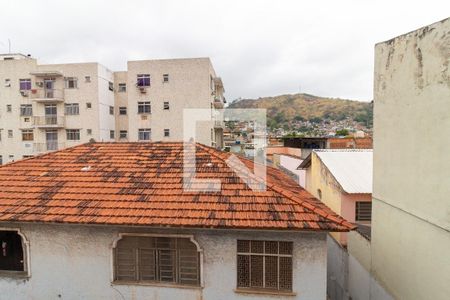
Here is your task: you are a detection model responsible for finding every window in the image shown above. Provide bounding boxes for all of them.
[163,102,169,110]
[137,74,151,87]
[66,129,80,141]
[6,105,12,112]
[7,130,13,138]
[119,107,127,115]
[0,155,2,165]
[4,79,10,87]
[21,130,34,141]
[65,77,78,89]
[19,79,31,91]
[114,235,200,286]
[109,106,114,115]
[87,129,92,135]
[164,129,170,137]
[24,117,30,122]
[65,103,80,115]
[138,128,151,141]
[23,155,34,159]
[86,102,92,109]
[118,83,126,92]
[8,155,14,160]
[138,102,151,114]
[163,74,169,82]
[110,130,115,139]
[20,105,32,116]
[355,202,372,222]
[109,81,114,91]
[85,76,91,83]
[0,230,26,273]
[237,240,293,292]
[119,130,128,139]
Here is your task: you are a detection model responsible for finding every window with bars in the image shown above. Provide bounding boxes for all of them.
[237,240,293,292]
[355,201,372,222]
[138,102,151,114]
[114,236,200,286]
[20,104,33,116]
[66,129,80,141]
[21,130,34,141]
[64,103,80,115]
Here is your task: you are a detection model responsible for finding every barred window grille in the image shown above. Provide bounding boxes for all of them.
[237,240,293,292]
[355,201,372,221]
[114,236,200,286]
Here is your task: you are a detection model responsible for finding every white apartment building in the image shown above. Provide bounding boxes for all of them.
[0,54,225,164]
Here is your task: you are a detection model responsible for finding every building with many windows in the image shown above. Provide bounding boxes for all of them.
[0,54,225,164]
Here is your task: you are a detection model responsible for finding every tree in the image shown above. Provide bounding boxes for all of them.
[335,129,349,136]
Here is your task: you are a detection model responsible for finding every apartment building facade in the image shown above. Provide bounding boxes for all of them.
[0,54,225,164]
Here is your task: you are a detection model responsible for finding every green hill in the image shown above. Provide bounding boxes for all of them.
[227,93,373,129]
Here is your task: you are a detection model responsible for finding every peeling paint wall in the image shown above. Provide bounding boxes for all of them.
[373,17,450,300]
[0,223,327,300]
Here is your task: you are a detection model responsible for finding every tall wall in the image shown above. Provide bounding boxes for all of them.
[373,17,450,300]
[0,223,327,300]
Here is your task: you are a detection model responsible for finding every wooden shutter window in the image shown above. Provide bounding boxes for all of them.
[114,236,200,286]
[237,240,293,292]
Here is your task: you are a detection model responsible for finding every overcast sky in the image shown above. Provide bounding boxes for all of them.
[0,1,448,102]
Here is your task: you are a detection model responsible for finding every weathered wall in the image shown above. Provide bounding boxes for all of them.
[373,17,450,300]
[0,223,328,300]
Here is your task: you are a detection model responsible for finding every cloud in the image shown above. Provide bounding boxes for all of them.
[0,0,448,102]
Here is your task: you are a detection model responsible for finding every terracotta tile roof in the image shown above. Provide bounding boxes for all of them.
[0,142,354,231]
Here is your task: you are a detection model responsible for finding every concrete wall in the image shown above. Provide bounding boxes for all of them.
[373,17,450,300]
[0,223,328,300]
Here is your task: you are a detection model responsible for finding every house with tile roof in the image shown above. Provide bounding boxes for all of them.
[0,142,353,299]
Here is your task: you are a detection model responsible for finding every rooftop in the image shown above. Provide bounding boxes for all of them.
[0,142,354,231]
[299,149,373,194]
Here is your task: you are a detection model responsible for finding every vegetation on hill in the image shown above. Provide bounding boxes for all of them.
[228,93,373,131]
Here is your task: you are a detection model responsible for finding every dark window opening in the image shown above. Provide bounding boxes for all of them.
[0,231,25,272]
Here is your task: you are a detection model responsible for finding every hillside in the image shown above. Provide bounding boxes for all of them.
[228,93,373,130]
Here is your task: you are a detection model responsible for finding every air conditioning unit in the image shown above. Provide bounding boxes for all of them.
[141,115,148,120]
[20,90,29,97]
[31,89,37,94]
[139,87,146,93]
[36,82,43,87]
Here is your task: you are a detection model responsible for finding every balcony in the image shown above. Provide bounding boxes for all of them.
[30,89,64,102]
[214,120,224,128]
[213,96,225,108]
[33,142,65,153]
[33,116,65,128]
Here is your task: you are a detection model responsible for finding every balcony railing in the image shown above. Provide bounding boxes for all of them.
[213,96,224,108]
[33,116,65,128]
[30,88,64,102]
[33,142,65,153]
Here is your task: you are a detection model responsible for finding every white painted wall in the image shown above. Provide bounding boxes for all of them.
[373,17,450,300]
[0,223,327,300]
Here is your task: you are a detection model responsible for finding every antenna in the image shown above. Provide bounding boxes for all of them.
[8,39,11,53]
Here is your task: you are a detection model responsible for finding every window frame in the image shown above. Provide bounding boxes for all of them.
[110,130,115,139]
[112,233,203,288]
[163,74,169,83]
[164,129,170,137]
[119,107,127,115]
[21,129,34,141]
[138,128,152,141]
[163,101,170,110]
[19,79,32,91]
[138,102,151,114]
[64,103,80,116]
[64,77,78,89]
[118,83,127,92]
[137,74,151,87]
[355,201,372,222]
[236,240,294,294]
[119,130,128,139]
[0,228,30,278]
[20,104,33,116]
[66,129,81,141]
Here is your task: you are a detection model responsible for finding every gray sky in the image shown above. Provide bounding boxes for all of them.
[0,0,448,102]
